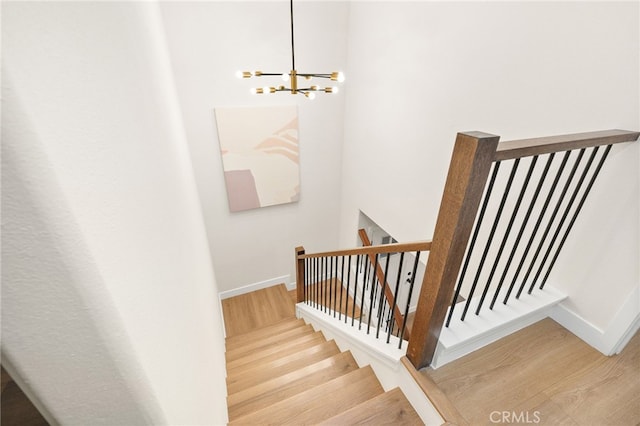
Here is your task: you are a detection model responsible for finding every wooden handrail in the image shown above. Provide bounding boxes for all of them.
[495,129,639,161]
[297,241,431,260]
[358,229,409,339]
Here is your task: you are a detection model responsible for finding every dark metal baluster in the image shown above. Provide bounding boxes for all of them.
[333,256,340,317]
[345,255,352,323]
[477,157,535,315]
[322,256,327,312]
[352,255,360,326]
[359,255,371,330]
[326,256,331,313]
[505,151,571,303]
[332,256,337,316]
[318,257,322,311]
[313,257,317,309]
[492,153,555,309]
[376,254,392,339]
[331,256,337,316]
[516,149,586,299]
[387,252,404,343]
[540,145,612,289]
[446,161,501,326]
[330,256,334,313]
[399,251,421,349]
[367,254,380,334]
[529,146,600,293]
[461,159,520,321]
[304,258,309,303]
[328,256,333,313]
[315,257,320,309]
[338,256,345,321]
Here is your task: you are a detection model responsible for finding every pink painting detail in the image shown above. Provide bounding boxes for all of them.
[224,169,261,212]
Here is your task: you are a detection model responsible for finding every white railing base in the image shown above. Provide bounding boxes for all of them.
[431,285,567,369]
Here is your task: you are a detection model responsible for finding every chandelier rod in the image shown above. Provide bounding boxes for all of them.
[290,0,295,71]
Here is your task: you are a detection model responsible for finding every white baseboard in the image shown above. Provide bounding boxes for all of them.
[550,285,640,356]
[431,286,567,369]
[218,275,291,300]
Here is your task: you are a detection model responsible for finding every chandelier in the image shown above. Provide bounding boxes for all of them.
[236,0,345,100]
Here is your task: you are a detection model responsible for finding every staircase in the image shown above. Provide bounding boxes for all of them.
[225,316,422,425]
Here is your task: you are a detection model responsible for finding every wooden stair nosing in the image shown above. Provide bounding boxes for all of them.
[227,351,360,420]
[400,356,468,425]
[225,317,304,348]
[225,324,315,361]
[226,332,326,375]
[318,387,423,425]
[226,340,341,395]
[229,366,384,426]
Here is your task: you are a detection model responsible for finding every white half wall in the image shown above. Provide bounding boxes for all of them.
[2,2,227,424]
[340,1,639,335]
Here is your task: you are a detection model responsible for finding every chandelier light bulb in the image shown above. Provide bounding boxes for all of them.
[281,73,290,81]
[305,92,316,100]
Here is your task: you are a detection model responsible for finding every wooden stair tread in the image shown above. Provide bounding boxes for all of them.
[229,366,384,425]
[226,340,341,394]
[225,317,304,350]
[226,331,326,375]
[227,351,360,420]
[318,387,423,425]
[225,324,315,361]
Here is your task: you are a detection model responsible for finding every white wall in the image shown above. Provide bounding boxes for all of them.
[159,1,348,292]
[2,2,228,424]
[340,2,639,331]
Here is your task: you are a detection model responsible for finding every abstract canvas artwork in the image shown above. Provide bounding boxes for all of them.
[214,106,300,212]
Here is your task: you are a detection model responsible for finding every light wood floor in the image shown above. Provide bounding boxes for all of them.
[222,285,296,337]
[424,318,640,425]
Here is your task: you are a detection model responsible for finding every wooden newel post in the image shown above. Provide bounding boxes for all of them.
[295,246,306,303]
[407,132,500,370]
